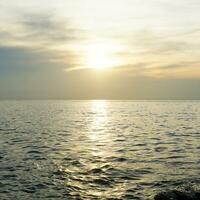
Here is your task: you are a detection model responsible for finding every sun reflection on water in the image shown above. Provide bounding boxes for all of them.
[88,100,110,156]
[89,100,107,135]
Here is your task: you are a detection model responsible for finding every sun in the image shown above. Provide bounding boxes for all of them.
[84,43,121,70]
[87,52,114,70]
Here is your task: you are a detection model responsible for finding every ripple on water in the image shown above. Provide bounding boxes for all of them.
[0,101,200,199]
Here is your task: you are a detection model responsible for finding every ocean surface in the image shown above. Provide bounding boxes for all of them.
[0,100,200,200]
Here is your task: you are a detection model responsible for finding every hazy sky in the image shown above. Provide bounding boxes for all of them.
[0,0,200,99]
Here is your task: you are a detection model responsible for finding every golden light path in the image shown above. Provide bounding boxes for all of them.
[89,100,108,140]
[89,100,110,157]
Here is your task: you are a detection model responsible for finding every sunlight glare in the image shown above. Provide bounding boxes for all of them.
[89,100,108,141]
[84,43,121,70]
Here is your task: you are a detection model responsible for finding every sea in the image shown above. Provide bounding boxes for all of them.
[0,100,200,200]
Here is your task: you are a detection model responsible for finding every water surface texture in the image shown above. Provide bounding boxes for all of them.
[0,101,200,199]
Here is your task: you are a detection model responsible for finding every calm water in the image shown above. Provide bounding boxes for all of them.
[0,100,200,200]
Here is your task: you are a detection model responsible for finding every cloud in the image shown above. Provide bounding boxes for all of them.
[19,12,81,45]
[0,10,85,49]
[129,29,198,55]
[1,0,200,99]
[0,45,80,99]
[113,61,200,79]
[145,63,200,78]
[0,10,86,71]
[0,45,79,76]
[109,28,200,78]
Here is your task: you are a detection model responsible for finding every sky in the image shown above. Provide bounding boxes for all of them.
[0,0,200,99]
